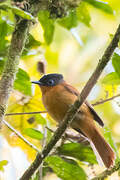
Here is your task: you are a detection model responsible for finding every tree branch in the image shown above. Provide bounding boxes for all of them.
[20,24,120,180]
[92,93,120,106]
[0,18,30,126]
[91,161,120,180]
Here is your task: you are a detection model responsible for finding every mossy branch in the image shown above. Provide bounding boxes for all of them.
[0,18,30,125]
[20,24,120,180]
[91,161,120,180]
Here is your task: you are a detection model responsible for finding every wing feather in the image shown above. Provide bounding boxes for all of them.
[62,82,104,127]
[85,101,104,127]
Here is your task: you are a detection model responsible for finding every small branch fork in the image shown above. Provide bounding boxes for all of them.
[91,161,120,180]
[19,24,120,180]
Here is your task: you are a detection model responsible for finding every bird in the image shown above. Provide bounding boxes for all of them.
[32,73,115,168]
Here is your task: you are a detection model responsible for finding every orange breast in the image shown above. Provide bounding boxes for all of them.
[41,84,78,123]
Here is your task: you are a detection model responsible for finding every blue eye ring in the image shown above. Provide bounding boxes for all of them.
[47,79,55,86]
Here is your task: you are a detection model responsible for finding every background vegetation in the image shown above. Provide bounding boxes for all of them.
[0,0,120,179]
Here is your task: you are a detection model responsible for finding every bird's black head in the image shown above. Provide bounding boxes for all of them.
[32,73,64,86]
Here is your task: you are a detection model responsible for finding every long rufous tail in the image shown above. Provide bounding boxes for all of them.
[88,128,115,168]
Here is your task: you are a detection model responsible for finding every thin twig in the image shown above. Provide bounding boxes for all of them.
[92,93,120,106]
[5,111,47,116]
[45,126,54,133]
[20,24,120,180]
[2,119,39,152]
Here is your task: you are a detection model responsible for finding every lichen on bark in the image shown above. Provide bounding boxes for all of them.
[0,18,30,124]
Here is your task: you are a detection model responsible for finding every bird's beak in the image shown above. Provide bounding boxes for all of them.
[31,81,43,86]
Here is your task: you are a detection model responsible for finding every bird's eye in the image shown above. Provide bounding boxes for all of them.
[47,79,55,86]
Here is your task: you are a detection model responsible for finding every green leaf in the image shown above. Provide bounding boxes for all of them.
[0,19,13,52]
[112,53,120,78]
[35,114,46,125]
[42,166,53,177]
[58,10,78,30]
[102,72,120,85]
[27,34,41,47]
[104,126,119,161]
[0,64,32,95]
[84,0,113,14]
[14,68,32,96]
[38,11,55,45]
[12,6,35,20]
[0,59,5,74]
[0,4,35,20]
[0,20,8,51]
[63,157,80,165]
[0,160,8,171]
[0,17,13,57]
[57,143,97,164]
[76,2,91,27]
[22,34,41,56]
[0,4,8,11]
[45,156,87,180]
[23,128,43,140]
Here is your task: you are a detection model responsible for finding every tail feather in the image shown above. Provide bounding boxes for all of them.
[89,140,104,167]
[73,109,115,168]
[89,128,115,168]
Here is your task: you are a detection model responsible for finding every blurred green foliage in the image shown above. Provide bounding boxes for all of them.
[57,142,97,164]
[38,11,55,45]
[0,160,8,172]
[102,52,120,85]
[45,156,87,180]
[84,0,113,14]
